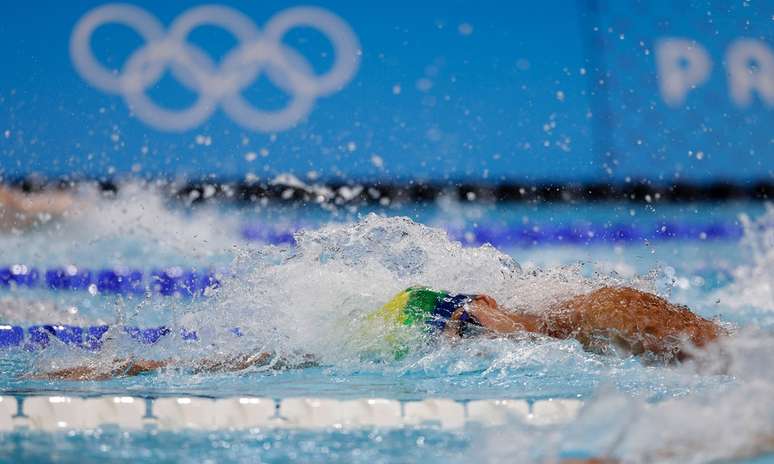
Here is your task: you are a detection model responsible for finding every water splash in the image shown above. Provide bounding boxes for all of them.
[713,204,774,311]
[477,329,774,463]
[175,214,655,367]
[0,181,242,267]
[473,204,774,463]
[9,207,767,405]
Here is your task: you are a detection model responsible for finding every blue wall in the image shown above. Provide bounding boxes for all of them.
[0,0,771,183]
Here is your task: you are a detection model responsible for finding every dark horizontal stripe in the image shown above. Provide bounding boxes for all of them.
[4,179,773,204]
[165,180,774,204]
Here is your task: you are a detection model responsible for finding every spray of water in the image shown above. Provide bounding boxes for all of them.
[11,199,769,413]
[712,203,774,311]
[476,329,774,463]
[173,213,652,366]
[476,205,774,464]
[0,181,242,267]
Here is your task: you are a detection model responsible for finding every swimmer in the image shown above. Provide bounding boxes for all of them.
[37,286,724,381]
[367,285,722,361]
[0,184,76,231]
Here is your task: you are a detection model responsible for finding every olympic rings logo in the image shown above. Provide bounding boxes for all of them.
[70,4,360,132]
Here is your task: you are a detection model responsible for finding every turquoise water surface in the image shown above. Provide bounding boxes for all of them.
[0,195,772,463]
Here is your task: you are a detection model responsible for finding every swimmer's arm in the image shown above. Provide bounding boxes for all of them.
[191,352,273,373]
[0,186,77,230]
[37,355,266,381]
[35,352,319,381]
[467,295,544,334]
[442,296,544,339]
[0,186,75,215]
[34,358,171,381]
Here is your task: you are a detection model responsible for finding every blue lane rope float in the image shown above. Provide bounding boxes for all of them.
[240,221,747,246]
[0,324,225,350]
[0,267,220,296]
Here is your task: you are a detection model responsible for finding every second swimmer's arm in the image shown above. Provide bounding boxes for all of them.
[35,355,253,381]
[36,358,172,381]
[191,352,319,373]
[36,352,319,381]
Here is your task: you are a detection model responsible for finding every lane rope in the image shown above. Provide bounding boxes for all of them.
[0,267,220,296]
[241,220,746,245]
[0,395,583,430]
[0,324,234,350]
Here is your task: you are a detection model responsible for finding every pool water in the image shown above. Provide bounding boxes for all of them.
[0,429,772,464]
[0,187,772,463]
[1,428,471,463]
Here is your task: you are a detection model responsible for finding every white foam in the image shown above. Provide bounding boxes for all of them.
[713,204,774,311]
[0,181,243,267]
[189,213,630,364]
[476,330,774,463]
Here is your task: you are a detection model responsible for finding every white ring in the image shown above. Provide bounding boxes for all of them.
[221,42,317,132]
[166,5,261,94]
[122,41,219,132]
[69,4,360,132]
[70,4,165,93]
[263,6,361,96]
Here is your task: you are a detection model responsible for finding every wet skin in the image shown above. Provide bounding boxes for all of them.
[0,185,76,231]
[39,286,724,380]
[455,286,723,361]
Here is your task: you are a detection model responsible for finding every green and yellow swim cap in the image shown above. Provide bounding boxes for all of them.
[364,286,473,359]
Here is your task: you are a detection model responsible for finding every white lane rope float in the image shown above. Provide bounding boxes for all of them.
[0,395,584,430]
[70,4,361,132]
